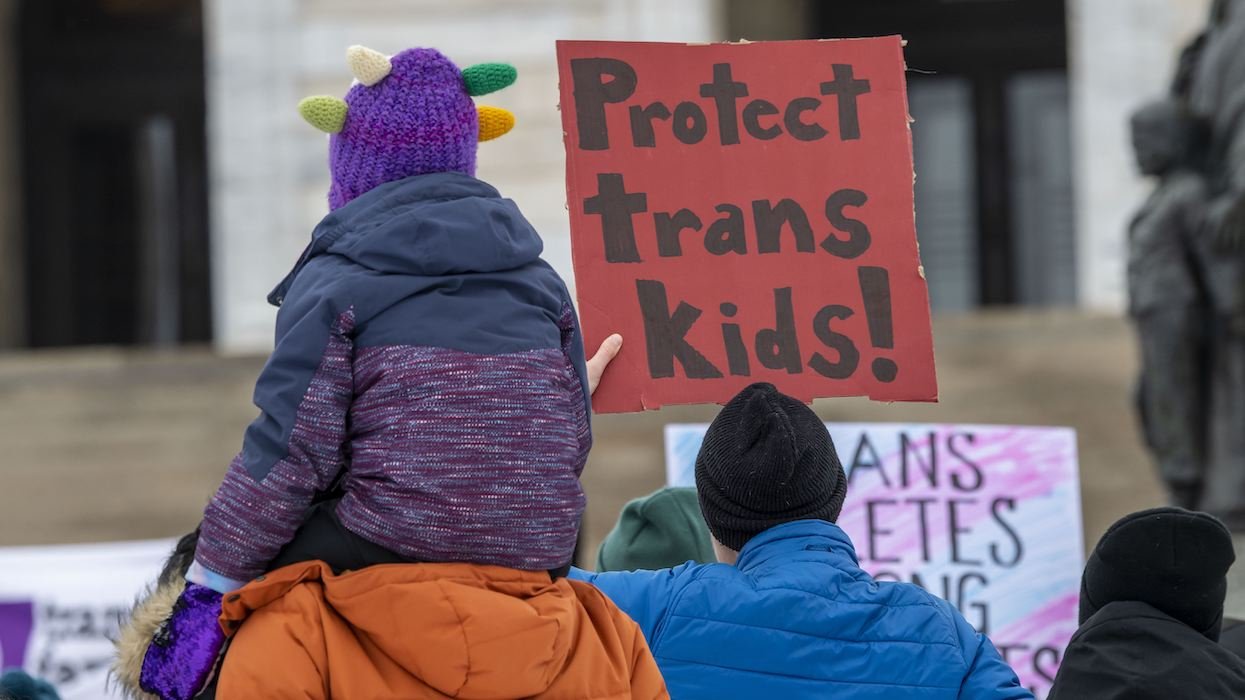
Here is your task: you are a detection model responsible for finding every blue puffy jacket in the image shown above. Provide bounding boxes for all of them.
[572,520,1033,700]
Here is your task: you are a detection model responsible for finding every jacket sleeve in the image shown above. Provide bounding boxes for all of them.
[569,565,690,640]
[192,266,355,590]
[557,294,592,475]
[953,613,1034,700]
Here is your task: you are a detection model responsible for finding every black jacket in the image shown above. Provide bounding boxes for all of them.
[1224,618,1245,660]
[1049,601,1245,699]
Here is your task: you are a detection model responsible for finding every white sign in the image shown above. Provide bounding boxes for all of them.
[0,539,174,700]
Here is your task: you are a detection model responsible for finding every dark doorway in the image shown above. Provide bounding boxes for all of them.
[18,0,211,347]
[812,0,1074,310]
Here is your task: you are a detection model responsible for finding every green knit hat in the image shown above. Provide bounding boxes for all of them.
[596,487,716,572]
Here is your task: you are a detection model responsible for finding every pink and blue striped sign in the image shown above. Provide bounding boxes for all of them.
[665,423,1082,699]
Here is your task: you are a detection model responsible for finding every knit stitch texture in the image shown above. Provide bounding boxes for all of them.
[695,382,848,550]
[328,48,479,210]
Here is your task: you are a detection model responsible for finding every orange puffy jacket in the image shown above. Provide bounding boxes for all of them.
[216,560,669,699]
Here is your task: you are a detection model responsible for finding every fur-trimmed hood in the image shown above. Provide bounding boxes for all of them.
[112,530,198,700]
[112,575,183,700]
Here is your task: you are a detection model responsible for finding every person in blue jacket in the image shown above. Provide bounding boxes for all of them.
[572,382,1033,700]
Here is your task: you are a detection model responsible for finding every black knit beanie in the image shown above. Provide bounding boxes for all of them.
[695,383,847,551]
[1080,507,1236,640]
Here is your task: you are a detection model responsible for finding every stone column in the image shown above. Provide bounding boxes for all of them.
[204,0,724,353]
[0,0,24,348]
[203,0,303,353]
[1067,0,1211,310]
[723,0,810,40]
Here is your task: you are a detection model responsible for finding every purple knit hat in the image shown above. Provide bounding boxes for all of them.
[298,46,517,210]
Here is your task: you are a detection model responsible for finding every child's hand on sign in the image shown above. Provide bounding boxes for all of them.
[588,334,623,396]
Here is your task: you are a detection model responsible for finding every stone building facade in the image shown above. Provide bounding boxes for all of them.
[206,0,720,351]
[0,0,1218,351]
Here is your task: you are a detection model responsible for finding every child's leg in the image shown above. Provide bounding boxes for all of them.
[269,499,410,574]
[272,499,573,578]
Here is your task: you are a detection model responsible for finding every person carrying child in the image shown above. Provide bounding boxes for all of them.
[120,44,652,700]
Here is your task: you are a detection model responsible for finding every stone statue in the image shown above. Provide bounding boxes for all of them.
[1127,99,1207,511]
[1133,0,1245,530]
[1188,0,1245,250]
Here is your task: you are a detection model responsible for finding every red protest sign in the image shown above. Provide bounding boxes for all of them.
[557,38,936,413]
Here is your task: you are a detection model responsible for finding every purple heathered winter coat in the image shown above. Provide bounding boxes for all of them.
[192,172,590,589]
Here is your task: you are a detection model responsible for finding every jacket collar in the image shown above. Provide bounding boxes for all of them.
[734,519,860,573]
[1082,599,1225,642]
[267,172,505,306]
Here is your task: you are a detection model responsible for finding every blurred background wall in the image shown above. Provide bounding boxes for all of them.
[1070,0,1211,309]
[0,0,1214,354]
[204,0,720,351]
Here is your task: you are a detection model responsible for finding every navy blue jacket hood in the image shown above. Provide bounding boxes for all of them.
[270,172,545,306]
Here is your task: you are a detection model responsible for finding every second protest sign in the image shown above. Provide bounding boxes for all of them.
[557,38,937,412]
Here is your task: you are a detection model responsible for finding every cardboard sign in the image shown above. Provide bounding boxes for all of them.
[557,39,936,412]
[0,539,174,699]
[665,423,1082,700]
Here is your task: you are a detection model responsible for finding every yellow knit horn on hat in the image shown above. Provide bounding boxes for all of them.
[477,105,515,141]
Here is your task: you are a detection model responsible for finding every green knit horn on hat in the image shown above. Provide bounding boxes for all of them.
[462,63,517,96]
[298,95,349,134]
